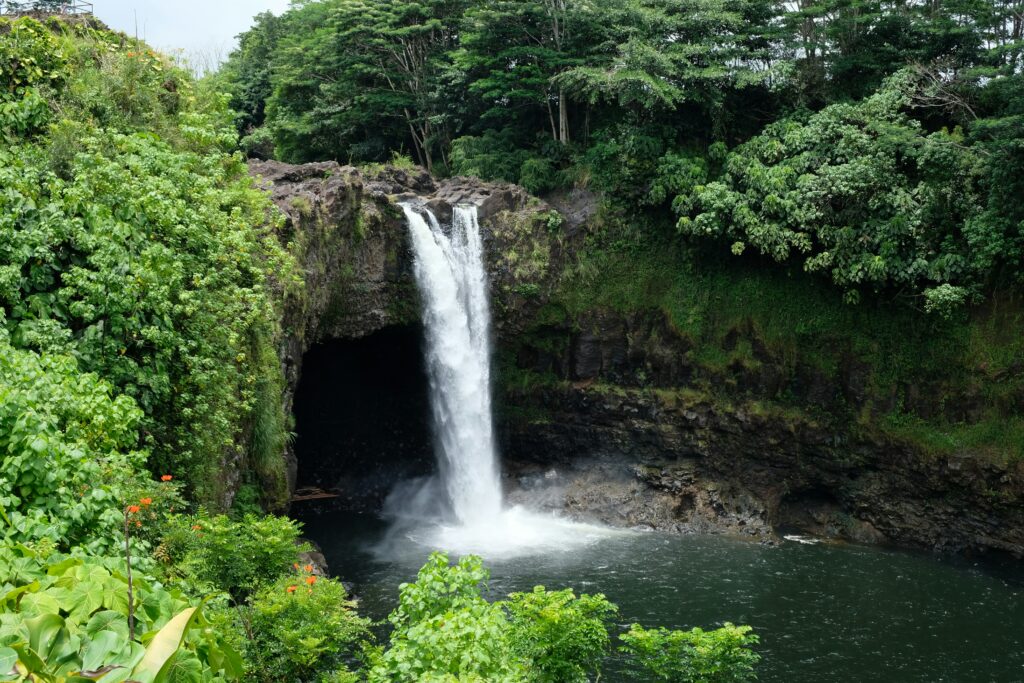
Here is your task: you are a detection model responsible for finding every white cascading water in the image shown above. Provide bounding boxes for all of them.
[402,204,503,523]
[382,202,616,559]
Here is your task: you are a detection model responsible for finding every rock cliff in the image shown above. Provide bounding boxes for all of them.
[250,160,1024,557]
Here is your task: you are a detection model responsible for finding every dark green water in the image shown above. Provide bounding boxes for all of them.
[298,509,1024,682]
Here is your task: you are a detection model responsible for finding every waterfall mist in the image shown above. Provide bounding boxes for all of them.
[377,203,615,559]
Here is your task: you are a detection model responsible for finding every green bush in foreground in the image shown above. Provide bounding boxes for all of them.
[158,513,308,599]
[367,552,759,683]
[1,544,760,682]
[505,585,619,682]
[366,553,521,682]
[245,571,370,683]
[620,623,761,682]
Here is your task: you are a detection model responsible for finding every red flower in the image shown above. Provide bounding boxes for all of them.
[160,475,172,482]
[306,576,316,586]
[140,497,152,506]
[286,585,297,594]
[127,505,141,514]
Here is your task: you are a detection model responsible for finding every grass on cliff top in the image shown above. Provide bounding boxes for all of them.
[556,218,1024,463]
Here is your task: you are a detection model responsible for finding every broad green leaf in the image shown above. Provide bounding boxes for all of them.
[67,585,105,622]
[154,651,202,683]
[0,647,16,680]
[21,612,78,674]
[1,581,39,609]
[130,607,197,683]
[19,591,61,616]
[84,612,129,640]
[10,643,45,676]
[81,631,124,672]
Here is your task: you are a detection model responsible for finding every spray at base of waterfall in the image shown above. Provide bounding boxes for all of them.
[379,203,622,560]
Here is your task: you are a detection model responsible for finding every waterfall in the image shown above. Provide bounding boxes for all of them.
[402,204,502,523]
[381,202,615,559]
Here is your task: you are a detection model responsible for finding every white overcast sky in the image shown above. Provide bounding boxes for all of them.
[93,0,292,64]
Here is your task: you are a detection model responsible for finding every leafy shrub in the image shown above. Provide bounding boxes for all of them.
[619,623,760,683]
[505,586,618,683]
[244,570,370,683]
[0,18,69,98]
[241,125,275,159]
[519,156,559,195]
[160,514,308,599]
[677,70,994,308]
[367,553,524,682]
[451,130,532,184]
[0,339,144,553]
[578,123,672,199]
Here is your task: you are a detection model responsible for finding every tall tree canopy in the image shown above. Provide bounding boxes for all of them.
[219,0,1023,307]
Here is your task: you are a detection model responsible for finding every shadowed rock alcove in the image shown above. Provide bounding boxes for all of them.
[292,325,434,510]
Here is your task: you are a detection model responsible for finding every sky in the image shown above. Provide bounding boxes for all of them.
[93,0,292,67]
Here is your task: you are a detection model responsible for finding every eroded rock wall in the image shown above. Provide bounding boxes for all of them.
[251,160,1024,557]
[248,160,545,493]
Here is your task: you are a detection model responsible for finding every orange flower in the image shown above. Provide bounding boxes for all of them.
[286,585,297,593]
[140,497,152,506]
[127,505,141,514]
[306,576,316,586]
[135,520,142,527]
[304,564,313,573]
[191,524,202,531]
[160,475,172,482]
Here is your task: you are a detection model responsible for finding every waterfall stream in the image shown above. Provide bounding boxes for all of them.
[402,204,502,523]
[383,202,614,558]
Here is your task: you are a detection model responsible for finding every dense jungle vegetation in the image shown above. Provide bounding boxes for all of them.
[0,13,760,682]
[222,0,1023,313]
[223,0,1024,460]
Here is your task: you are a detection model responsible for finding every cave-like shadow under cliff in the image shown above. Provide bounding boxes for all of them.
[292,325,434,509]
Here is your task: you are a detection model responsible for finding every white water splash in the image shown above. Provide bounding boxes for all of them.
[384,203,619,559]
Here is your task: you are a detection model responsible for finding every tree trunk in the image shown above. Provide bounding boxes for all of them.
[558,87,570,144]
[547,97,558,141]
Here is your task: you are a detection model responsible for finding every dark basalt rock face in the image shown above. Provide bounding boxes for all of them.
[501,375,1024,554]
[252,159,1024,558]
[248,159,545,493]
[497,299,1024,556]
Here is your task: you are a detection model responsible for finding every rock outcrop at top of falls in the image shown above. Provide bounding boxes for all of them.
[250,159,1024,558]
[248,159,561,495]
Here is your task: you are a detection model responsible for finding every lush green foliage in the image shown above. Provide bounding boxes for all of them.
[244,571,370,683]
[0,546,243,683]
[367,553,521,682]
[677,70,1007,308]
[620,623,760,682]
[0,17,297,508]
[0,337,143,552]
[505,586,618,682]
[224,0,1024,307]
[158,514,308,599]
